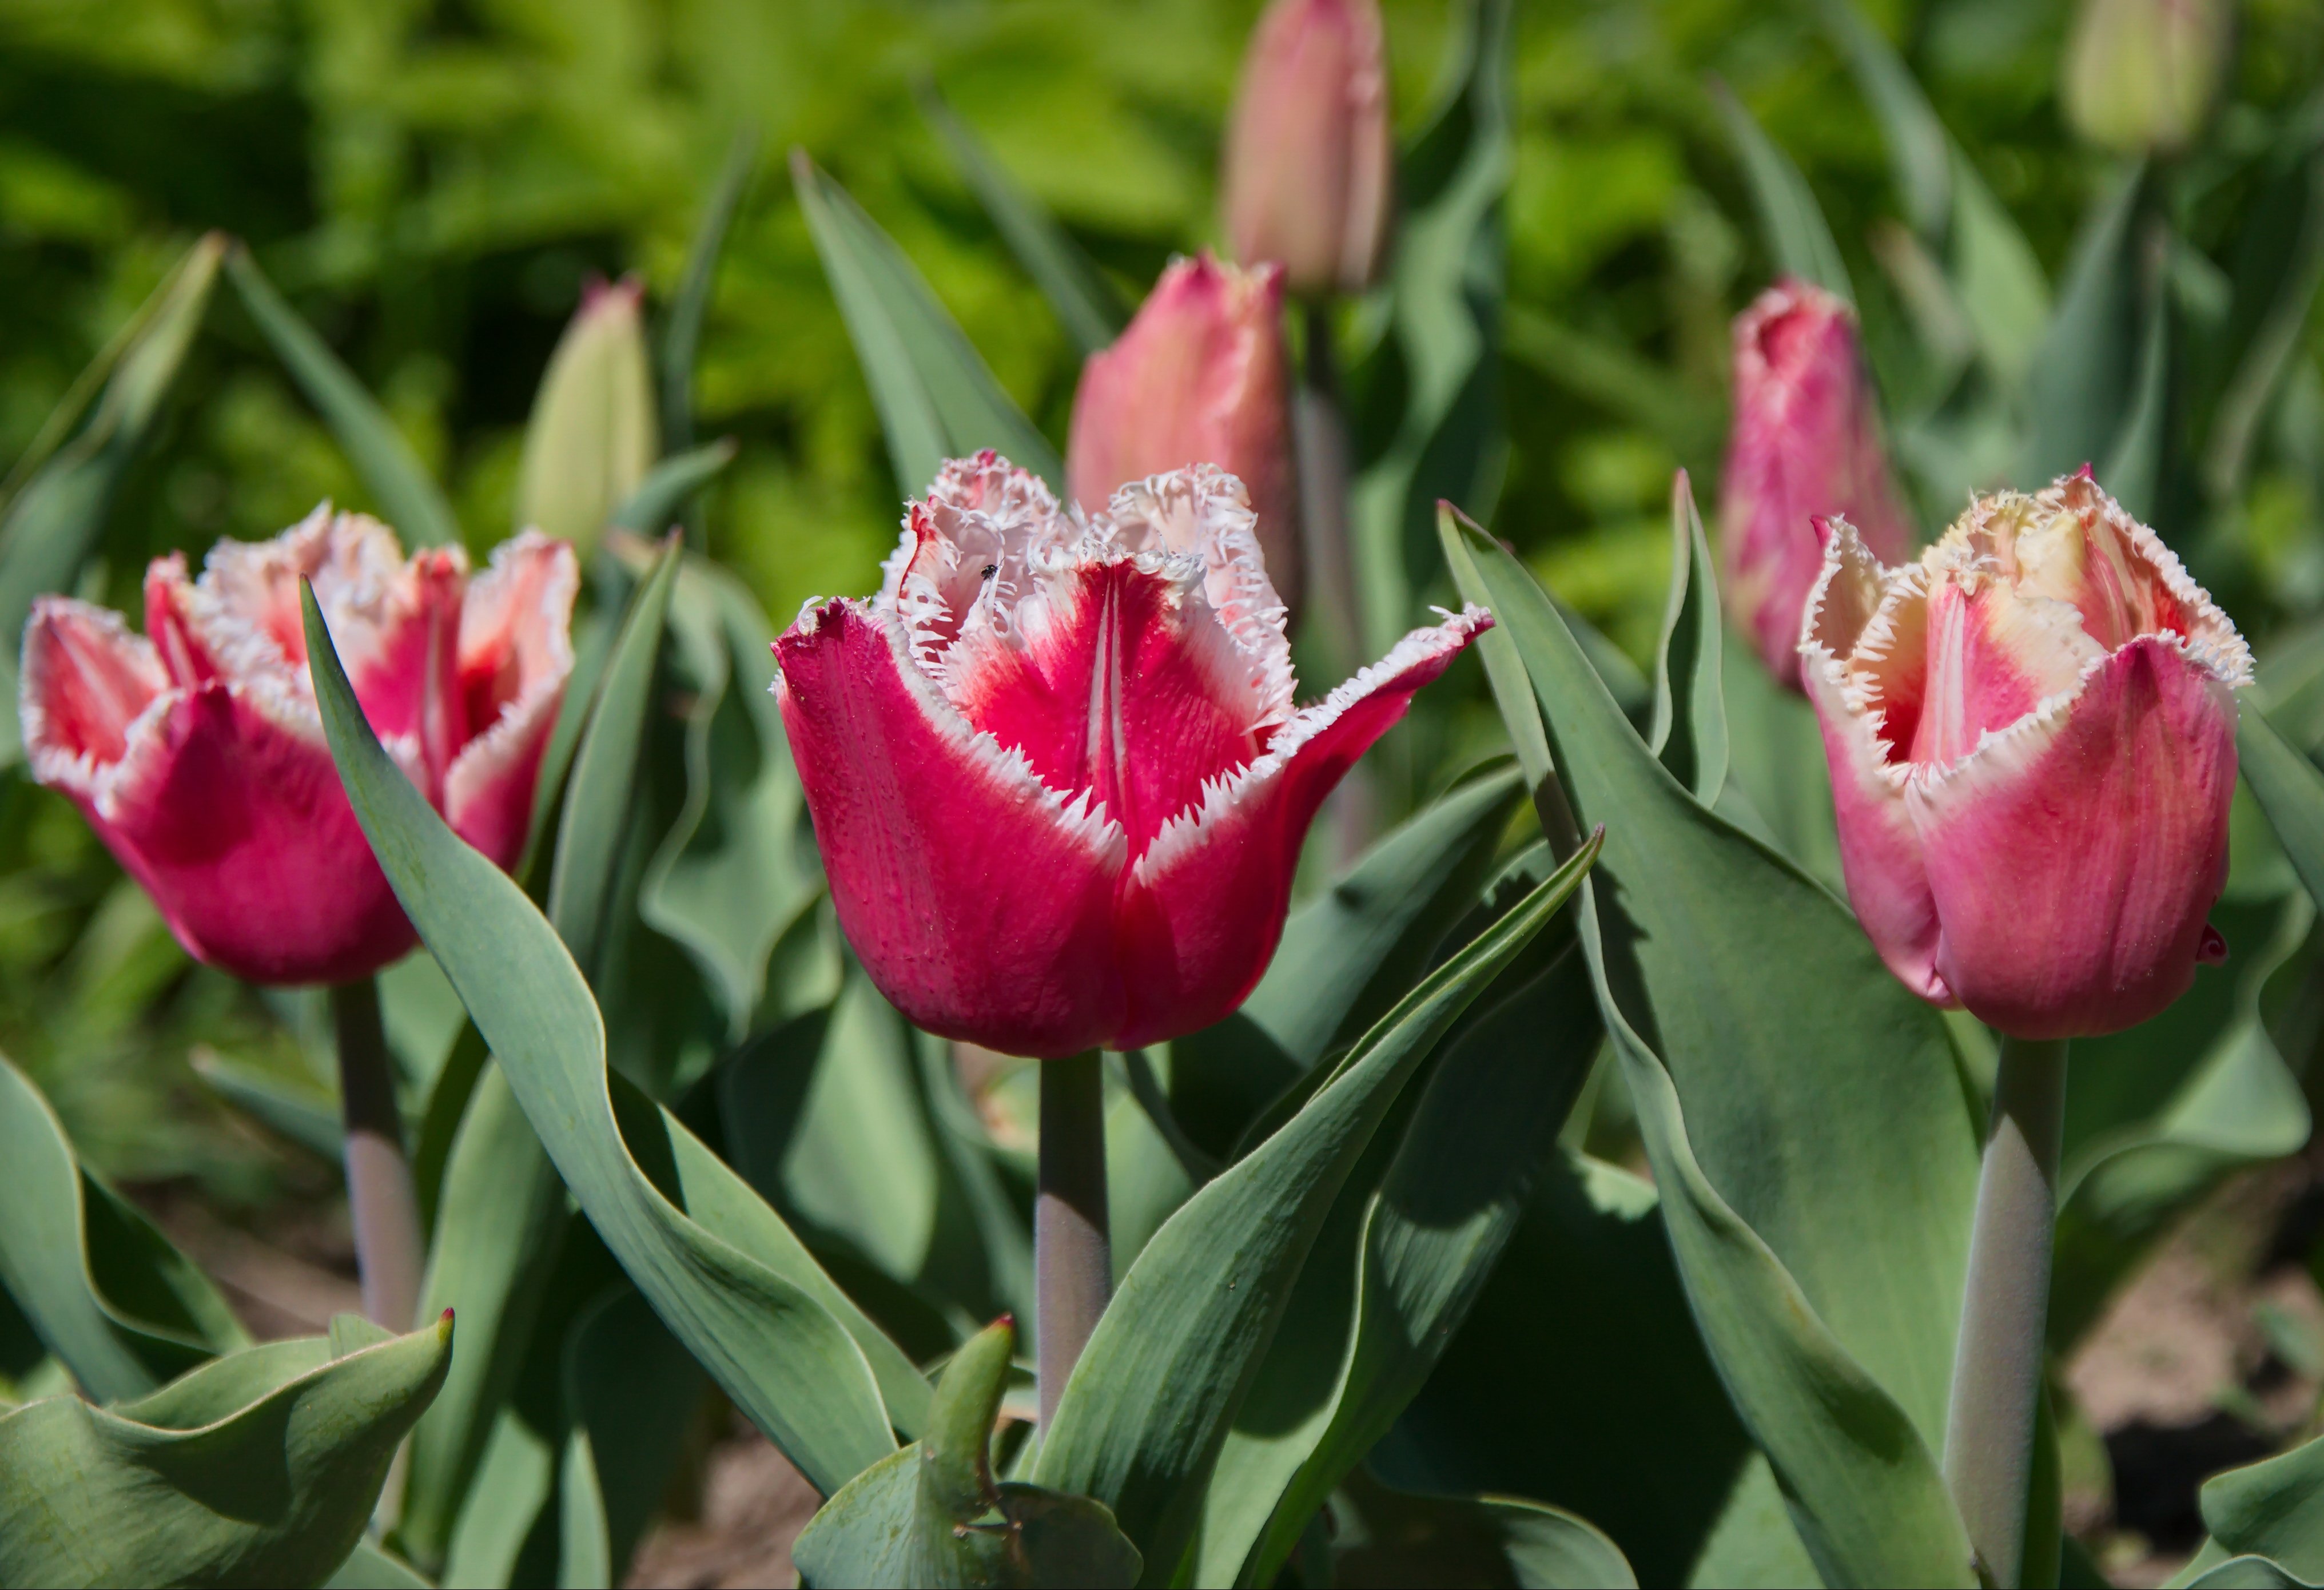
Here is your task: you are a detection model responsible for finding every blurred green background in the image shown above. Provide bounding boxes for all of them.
[0,0,2320,1195]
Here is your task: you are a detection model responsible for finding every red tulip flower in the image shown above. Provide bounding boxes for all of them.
[1068,253,1301,611]
[774,454,1485,1059]
[22,507,578,985]
[1801,471,2249,1039]
[1722,279,1916,690]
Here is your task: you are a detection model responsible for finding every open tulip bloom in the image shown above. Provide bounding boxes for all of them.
[1801,469,2250,1041]
[774,452,1487,1059]
[22,506,578,986]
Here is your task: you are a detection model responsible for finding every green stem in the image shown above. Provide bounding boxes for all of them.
[1943,1034,2070,1588]
[332,977,423,1331]
[1295,298,1375,862]
[1035,1051,1111,1430]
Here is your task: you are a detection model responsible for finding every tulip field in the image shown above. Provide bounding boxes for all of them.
[3,1,2324,1586]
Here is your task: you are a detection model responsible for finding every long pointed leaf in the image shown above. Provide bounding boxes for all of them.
[660,125,762,455]
[1712,80,1853,304]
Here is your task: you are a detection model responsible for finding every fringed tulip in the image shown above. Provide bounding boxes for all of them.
[22,506,578,985]
[1722,279,1915,690]
[1801,470,2250,1039]
[773,452,1485,1059]
[1221,0,1394,296]
[1068,253,1301,611]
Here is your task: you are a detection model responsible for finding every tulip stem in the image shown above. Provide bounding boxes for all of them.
[1036,1050,1111,1430]
[1943,1033,2070,1589]
[1296,299,1375,862]
[332,977,423,1332]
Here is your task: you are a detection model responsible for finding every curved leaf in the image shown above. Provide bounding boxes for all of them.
[1033,833,1599,1579]
[0,1315,452,1588]
[2241,710,2324,911]
[2018,166,2152,487]
[1712,79,1853,304]
[660,125,762,457]
[1648,469,1727,804]
[303,581,924,1497]
[610,439,738,536]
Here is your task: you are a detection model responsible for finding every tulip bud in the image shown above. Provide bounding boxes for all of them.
[1721,279,1916,691]
[22,508,578,985]
[1068,254,1302,611]
[516,276,658,558]
[1221,0,1394,296]
[1801,470,2250,1039]
[2063,0,2231,155]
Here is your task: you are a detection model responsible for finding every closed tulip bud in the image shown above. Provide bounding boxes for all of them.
[23,508,578,985]
[2063,0,2231,155]
[1722,279,1916,691]
[1221,0,1394,296]
[516,276,658,557]
[1801,470,2250,1039]
[1068,253,1301,612]
[774,452,1484,1059]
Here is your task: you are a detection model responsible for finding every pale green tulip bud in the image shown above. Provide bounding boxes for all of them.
[516,276,657,558]
[2063,0,2232,155]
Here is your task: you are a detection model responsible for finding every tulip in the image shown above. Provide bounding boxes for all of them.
[22,505,579,986]
[1068,253,1302,612]
[516,275,658,558]
[1800,469,2249,1040]
[1722,278,1916,691]
[773,451,1486,1061]
[1221,0,1394,296]
[2063,0,2230,155]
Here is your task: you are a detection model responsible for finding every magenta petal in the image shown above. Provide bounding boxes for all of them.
[1113,607,1487,1050]
[444,532,578,870]
[775,599,1130,1059]
[1909,637,2238,1039]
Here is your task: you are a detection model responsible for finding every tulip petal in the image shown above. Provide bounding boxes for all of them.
[1907,635,2239,1039]
[445,531,579,869]
[775,599,1129,1059]
[21,598,168,785]
[1115,606,1487,1049]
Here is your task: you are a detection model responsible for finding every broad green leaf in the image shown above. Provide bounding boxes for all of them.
[190,1048,344,1158]
[1221,942,1602,1588]
[2240,710,2324,912]
[303,582,925,1497]
[793,152,1061,494]
[2019,166,2151,487]
[793,1315,1140,1589]
[660,125,761,456]
[1813,0,1950,240]
[517,283,657,559]
[1648,470,1727,805]
[1033,833,1600,1577]
[639,557,821,1036]
[0,233,222,765]
[1711,80,1853,304]
[1379,1151,1818,1586]
[0,1054,248,1403]
[1443,514,1980,1587]
[918,82,1128,359]
[1348,0,1514,658]
[2178,1430,2324,1587]
[225,246,460,549]
[0,1314,452,1588]
[1718,626,1846,892]
[1171,764,1523,1159]
[610,438,737,536]
[558,1285,707,1585]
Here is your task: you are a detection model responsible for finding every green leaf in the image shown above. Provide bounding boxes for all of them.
[225,245,461,549]
[1718,626,1847,892]
[660,124,762,456]
[303,581,926,1497]
[0,233,222,765]
[2019,166,2152,487]
[1348,0,1514,657]
[558,1285,707,1585]
[1330,1483,1639,1589]
[1033,833,1601,1577]
[2204,120,2324,501]
[794,1317,1141,1589]
[1648,469,1728,804]
[1812,0,1951,240]
[1442,513,1980,1588]
[2239,710,2324,912]
[0,1314,452,1589]
[1947,153,2054,395]
[325,1540,433,1588]
[1711,79,1853,304]
[1220,941,1603,1588]
[190,1048,345,1159]
[917,81,1127,359]
[609,438,738,536]
[2186,1430,2324,1585]
[0,1054,248,1404]
[792,150,1062,495]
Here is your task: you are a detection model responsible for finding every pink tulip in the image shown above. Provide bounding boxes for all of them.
[1722,279,1916,690]
[1068,253,1301,611]
[22,507,578,985]
[774,452,1485,1059]
[1221,0,1394,296]
[1801,470,2250,1039]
